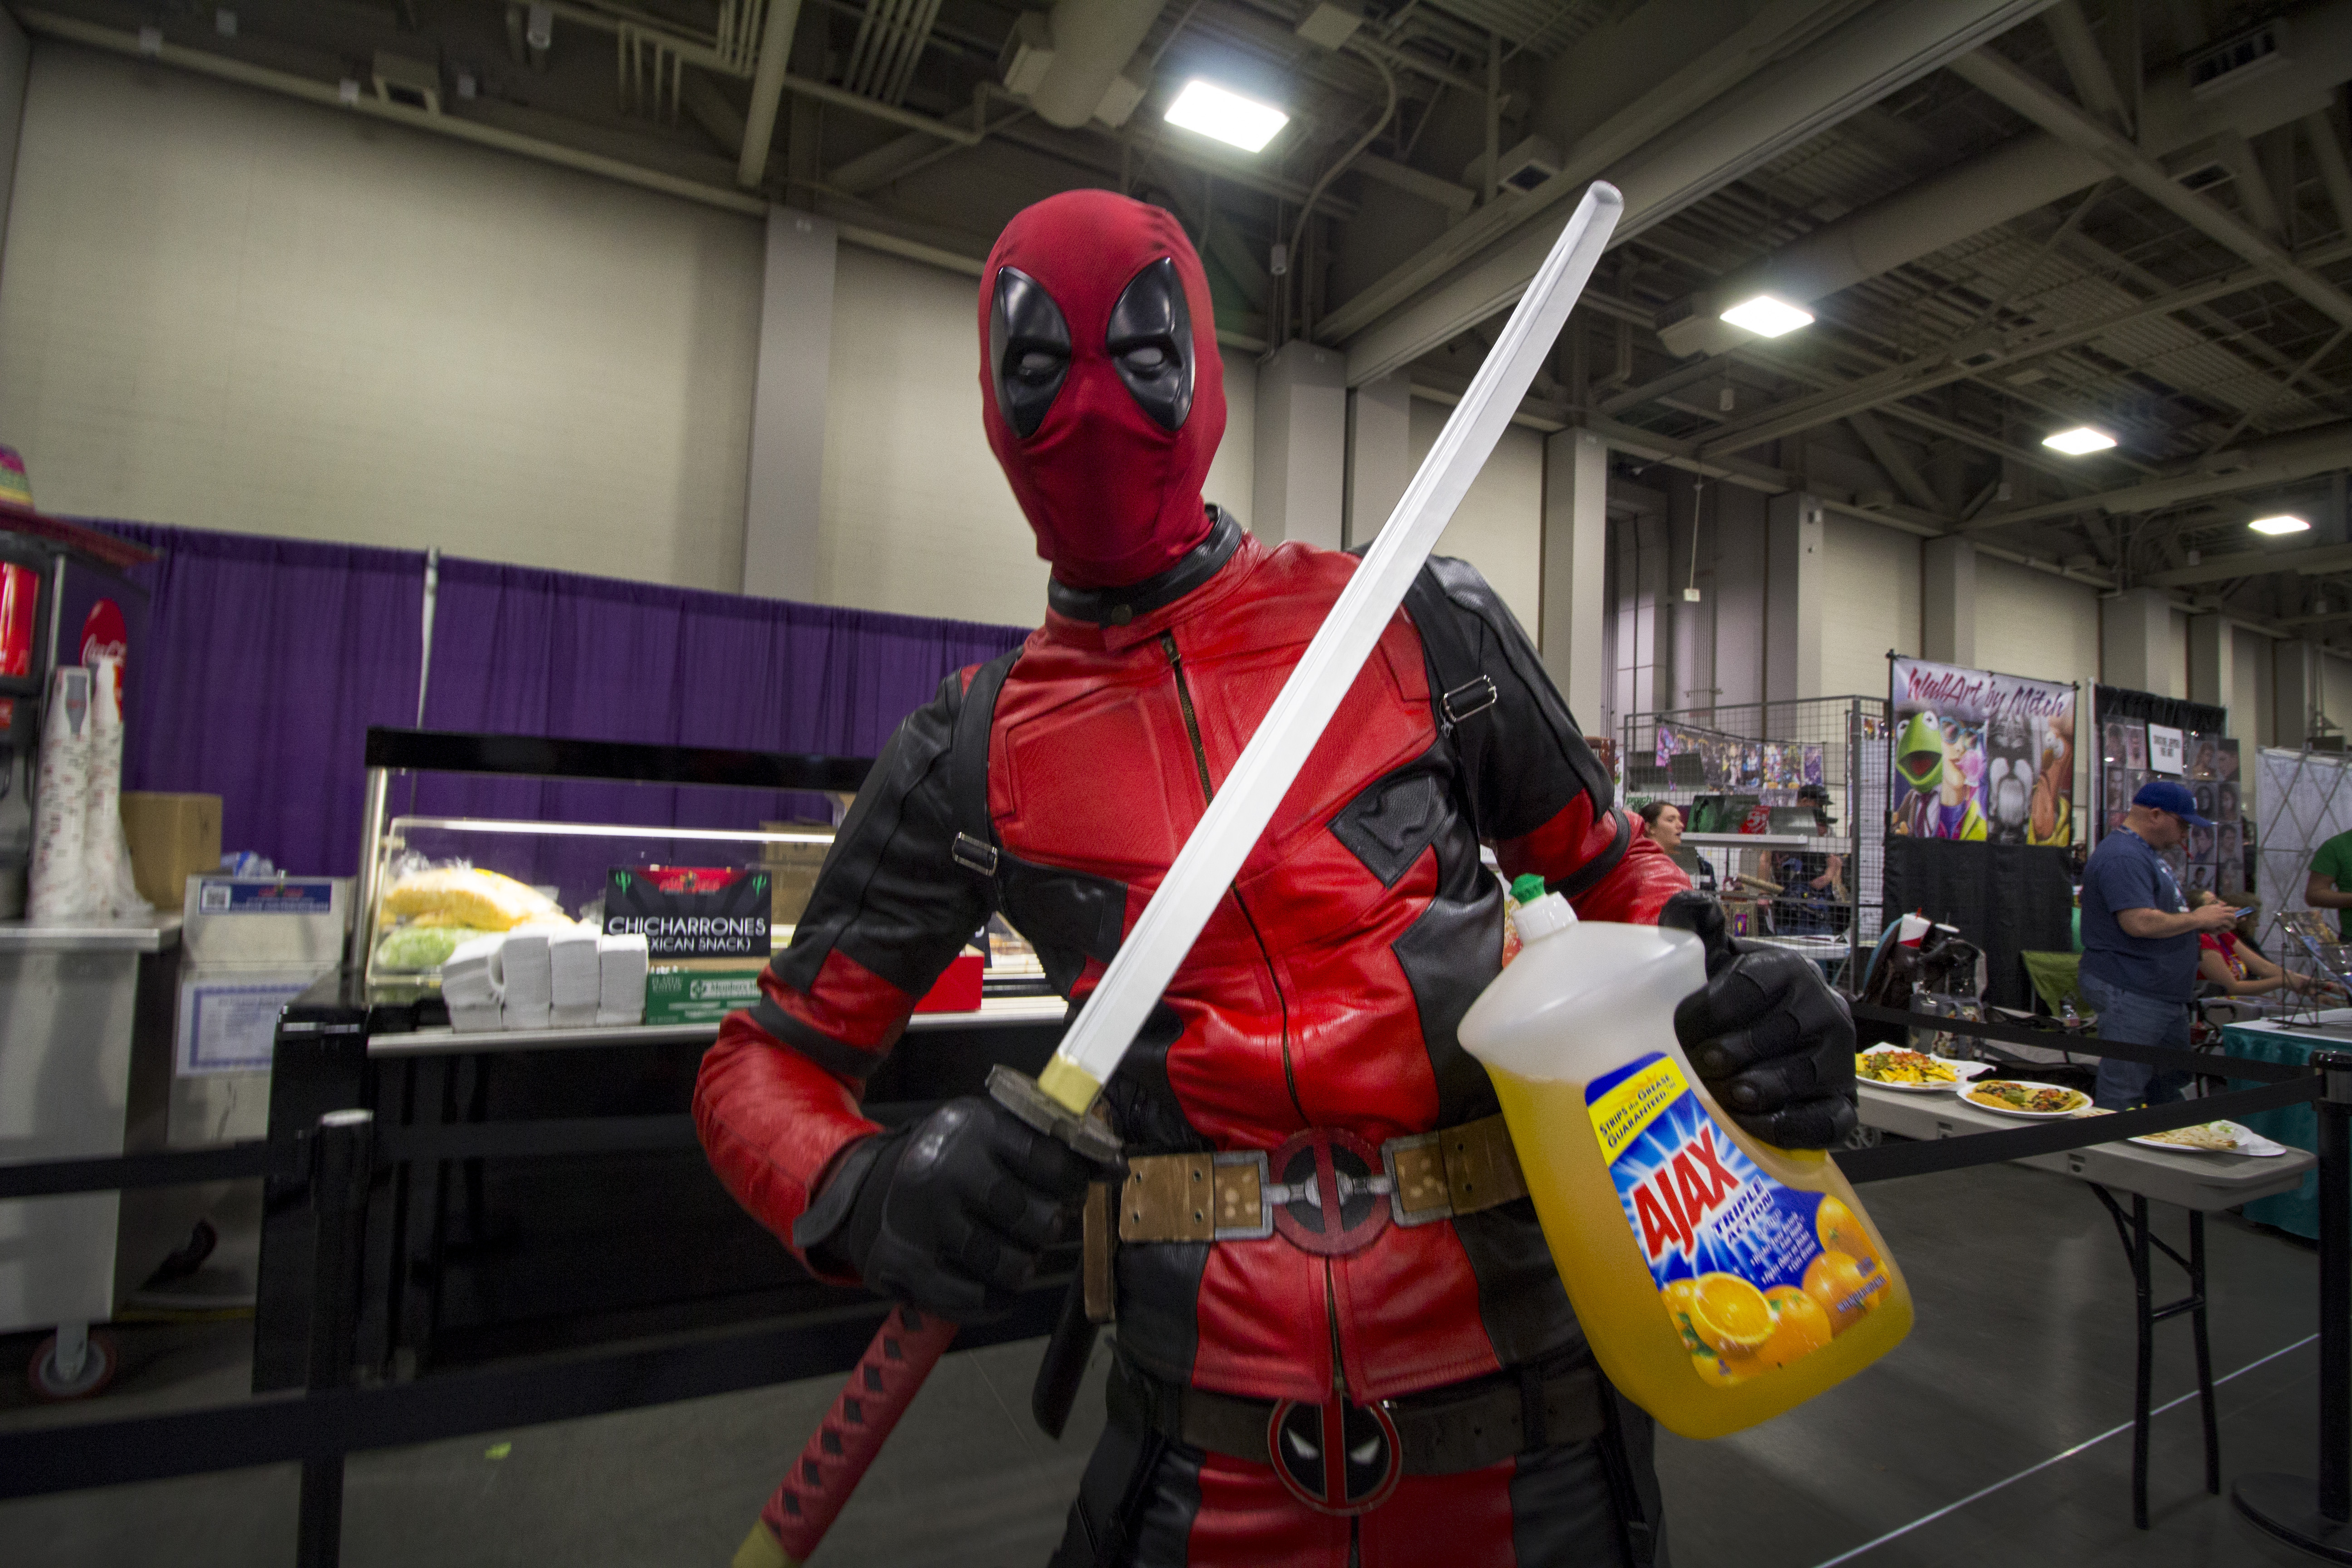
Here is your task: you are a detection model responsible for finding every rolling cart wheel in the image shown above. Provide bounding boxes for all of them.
[28,1328,118,1402]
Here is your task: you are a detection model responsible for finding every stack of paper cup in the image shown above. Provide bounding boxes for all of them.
[500,928,554,1030]
[441,933,506,1033]
[81,656,147,919]
[549,926,601,1027]
[26,666,94,925]
[598,932,649,1025]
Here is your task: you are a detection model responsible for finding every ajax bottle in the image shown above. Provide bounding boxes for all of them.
[1461,877,1911,1439]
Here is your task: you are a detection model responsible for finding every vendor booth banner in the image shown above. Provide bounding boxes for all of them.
[1889,658,2076,845]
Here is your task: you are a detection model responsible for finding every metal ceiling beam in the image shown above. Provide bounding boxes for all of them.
[1694,240,2352,457]
[1846,409,1944,511]
[1964,421,2352,531]
[1335,0,2062,386]
[1312,0,1872,351]
[2141,541,2352,588]
[1947,48,2352,333]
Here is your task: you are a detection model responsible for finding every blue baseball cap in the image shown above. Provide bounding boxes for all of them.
[2132,778,2214,827]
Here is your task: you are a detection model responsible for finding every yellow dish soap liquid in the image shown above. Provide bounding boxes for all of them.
[1461,877,1911,1439]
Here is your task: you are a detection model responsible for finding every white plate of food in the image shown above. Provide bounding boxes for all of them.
[1856,1046,1992,1093]
[2127,1120,2288,1157]
[1961,1079,2094,1118]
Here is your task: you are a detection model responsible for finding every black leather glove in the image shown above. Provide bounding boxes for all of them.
[1658,891,1856,1150]
[793,1097,1093,1319]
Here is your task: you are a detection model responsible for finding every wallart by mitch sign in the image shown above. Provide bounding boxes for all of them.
[1889,658,2076,846]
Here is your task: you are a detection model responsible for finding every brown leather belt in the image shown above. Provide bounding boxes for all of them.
[1116,1355,1608,1494]
[1115,1113,1529,1246]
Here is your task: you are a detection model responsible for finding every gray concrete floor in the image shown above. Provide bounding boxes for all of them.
[0,1159,2341,1566]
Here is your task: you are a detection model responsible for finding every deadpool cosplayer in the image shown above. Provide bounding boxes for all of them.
[695,191,1856,1566]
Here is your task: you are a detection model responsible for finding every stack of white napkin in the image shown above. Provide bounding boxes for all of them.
[598,933,649,1026]
[549,926,602,1028]
[500,929,553,1030]
[441,933,507,1033]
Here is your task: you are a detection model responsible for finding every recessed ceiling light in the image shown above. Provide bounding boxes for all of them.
[1164,79,1289,153]
[2043,426,2116,455]
[1719,294,1814,337]
[2251,514,2312,535]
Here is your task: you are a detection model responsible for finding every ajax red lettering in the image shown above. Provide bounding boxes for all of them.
[1633,1125,1745,1264]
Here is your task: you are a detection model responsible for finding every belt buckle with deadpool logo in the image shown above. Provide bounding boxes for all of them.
[1267,1394,1404,1515]
[1264,1127,1391,1257]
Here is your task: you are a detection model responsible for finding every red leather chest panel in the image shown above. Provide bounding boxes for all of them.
[988,539,1512,1400]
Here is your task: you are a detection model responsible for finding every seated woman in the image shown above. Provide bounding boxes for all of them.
[2188,889,2342,1002]
[1637,799,1715,892]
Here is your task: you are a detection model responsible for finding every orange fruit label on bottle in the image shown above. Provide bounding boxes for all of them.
[1587,1053,1888,1386]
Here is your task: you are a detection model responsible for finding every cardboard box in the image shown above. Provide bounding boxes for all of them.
[643,965,768,1024]
[913,951,984,1014]
[121,792,222,909]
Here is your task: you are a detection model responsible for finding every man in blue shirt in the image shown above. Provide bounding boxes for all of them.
[2079,780,2241,1106]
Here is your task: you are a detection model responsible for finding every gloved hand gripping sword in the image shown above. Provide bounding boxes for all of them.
[736,181,1626,1568]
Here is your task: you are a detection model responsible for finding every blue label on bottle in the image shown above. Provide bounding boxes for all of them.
[1586,1052,1887,1382]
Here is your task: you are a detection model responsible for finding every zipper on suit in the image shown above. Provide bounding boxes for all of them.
[1159,631,1215,803]
[1158,629,1307,1123]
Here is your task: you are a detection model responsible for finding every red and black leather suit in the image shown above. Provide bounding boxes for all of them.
[696,191,1694,1566]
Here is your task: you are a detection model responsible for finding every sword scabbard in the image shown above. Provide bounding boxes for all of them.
[752,1303,960,1564]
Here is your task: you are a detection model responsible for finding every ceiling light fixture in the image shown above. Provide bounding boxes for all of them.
[1164,80,1289,153]
[1719,294,1813,338]
[2251,514,2312,535]
[2042,426,2116,455]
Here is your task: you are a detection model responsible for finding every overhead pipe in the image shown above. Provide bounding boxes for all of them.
[736,0,803,187]
[1674,0,2352,348]
[1027,0,1162,131]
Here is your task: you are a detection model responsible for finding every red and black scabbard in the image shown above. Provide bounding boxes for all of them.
[735,1303,961,1568]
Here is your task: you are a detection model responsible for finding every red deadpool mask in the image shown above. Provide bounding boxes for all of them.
[979,191,1226,590]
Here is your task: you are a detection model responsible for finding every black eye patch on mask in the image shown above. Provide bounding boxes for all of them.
[990,267,1071,439]
[1106,257,1193,433]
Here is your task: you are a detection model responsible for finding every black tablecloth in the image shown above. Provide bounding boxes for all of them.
[1881,838,2076,1009]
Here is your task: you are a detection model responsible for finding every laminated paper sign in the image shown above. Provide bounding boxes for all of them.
[604,865,770,958]
[1889,657,2077,846]
[2147,724,2185,776]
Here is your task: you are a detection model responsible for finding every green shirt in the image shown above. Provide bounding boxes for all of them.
[2313,829,2352,937]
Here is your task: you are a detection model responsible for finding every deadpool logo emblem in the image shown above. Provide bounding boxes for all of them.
[1269,1127,1389,1256]
[1267,1396,1403,1515]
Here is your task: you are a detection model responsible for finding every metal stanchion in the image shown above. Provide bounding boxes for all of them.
[296,1109,374,1568]
[2235,1051,2352,1561]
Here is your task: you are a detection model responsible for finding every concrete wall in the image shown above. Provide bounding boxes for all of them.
[0,44,763,591]
[1820,511,1917,698]
[1975,556,2101,692]
[1408,398,1543,636]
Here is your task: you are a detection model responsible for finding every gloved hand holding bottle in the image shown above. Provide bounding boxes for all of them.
[1659,889,1858,1150]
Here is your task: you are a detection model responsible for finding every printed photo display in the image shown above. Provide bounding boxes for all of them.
[2096,715,2241,885]
[1889,658,2075,844]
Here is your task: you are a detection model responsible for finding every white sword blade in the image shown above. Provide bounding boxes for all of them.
[1042,181,1623,1107]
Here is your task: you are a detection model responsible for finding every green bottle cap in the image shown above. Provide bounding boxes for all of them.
[1510,874,1548,905]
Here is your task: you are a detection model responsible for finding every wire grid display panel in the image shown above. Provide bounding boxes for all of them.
[1620,696,1891,953]
[2256,747,2352,975]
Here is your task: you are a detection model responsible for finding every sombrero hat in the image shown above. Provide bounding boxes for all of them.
[0,446,153,569]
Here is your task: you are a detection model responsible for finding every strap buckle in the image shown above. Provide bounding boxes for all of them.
[1440,675,1497,727]
[950,832,999,876]
[1382,1131,1455,1227]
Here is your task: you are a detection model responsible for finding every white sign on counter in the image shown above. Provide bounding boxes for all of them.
[176,975,318,1075]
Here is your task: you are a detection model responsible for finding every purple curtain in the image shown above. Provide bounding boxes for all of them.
[85,520,1030,892]
[92,521,426,878]
[413,559,1029,909]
